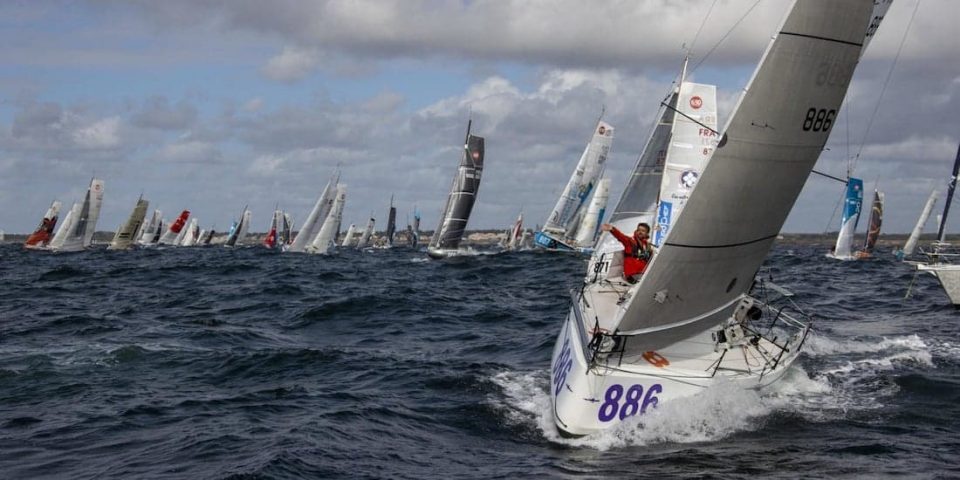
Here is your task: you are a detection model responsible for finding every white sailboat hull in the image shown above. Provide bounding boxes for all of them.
[550,294,807,437]
[917,263,960,305]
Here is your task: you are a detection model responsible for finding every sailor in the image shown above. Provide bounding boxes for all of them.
[600,222,653,283]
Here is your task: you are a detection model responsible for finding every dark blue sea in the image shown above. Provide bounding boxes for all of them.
[1,242,958,479]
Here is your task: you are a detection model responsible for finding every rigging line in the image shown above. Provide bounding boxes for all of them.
[659,100,719,136]
[691,0,762,73]
[687,0,719,57]
[823,187,846,236]
[811,170,848,184]
[851,0,921,174]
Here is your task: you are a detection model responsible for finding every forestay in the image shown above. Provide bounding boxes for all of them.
[615,0,876,337]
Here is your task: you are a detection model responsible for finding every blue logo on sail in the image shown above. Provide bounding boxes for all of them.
[654,201,672,246]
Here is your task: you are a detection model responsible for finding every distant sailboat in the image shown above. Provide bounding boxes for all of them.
[898,189,938,259]
[411,208,421,248]
[341,224,357,247]
[288,172,338,253]
[24,200,62,250]
[356,217,375,250]
[827,178,864,260]
[138,209,162,246]
[427,120,484,258]
[51,178,104,252]
[505,212,523,251]
[550,0,885,436]
[281,213,294,246]
[224,206,251,247]
[263,209,282,249]
[385,195,397,248]
[854,189,884,259]
[179,218,200,247]
[916,143,960,304]
[535,121,613,253]
[108,196,149,250]
[308,185,347,255]
[159,210,190,246]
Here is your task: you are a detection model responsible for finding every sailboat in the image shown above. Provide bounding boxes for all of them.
[281,213,294,246]
[356,217,375,250]
[341,224,357,247]
[263,209,283,249]
[307,185,347,255]
[137,210,162,246]
[854,189,884,259]
[826,178,864,260]
[916,143,960,304]
[427,120,485,258]
[550,0,886,436]
[108,196,149,250]
[411,208,421,248]
[50,178,105,252]
[385,196,397,248]
[897,189,938,260]
[24,200,62,250]
[223,206,251,247]
[287,172,339,253]
[535,121,614,253]
[159,210,190,246]
[505,213,524,251]
[179,218,200,247]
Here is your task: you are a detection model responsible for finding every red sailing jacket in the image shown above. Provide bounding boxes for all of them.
[609,227,651,277]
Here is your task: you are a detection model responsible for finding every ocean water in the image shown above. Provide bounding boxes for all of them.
[0,243,958,479]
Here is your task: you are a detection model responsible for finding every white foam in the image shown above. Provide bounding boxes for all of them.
[805,333,928,356]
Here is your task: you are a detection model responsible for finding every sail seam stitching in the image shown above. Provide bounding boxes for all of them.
[664,233,778,249]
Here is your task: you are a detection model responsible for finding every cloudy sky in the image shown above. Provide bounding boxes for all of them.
[1,0,957,235]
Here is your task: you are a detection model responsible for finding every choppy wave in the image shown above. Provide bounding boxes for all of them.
[0,243,957,477]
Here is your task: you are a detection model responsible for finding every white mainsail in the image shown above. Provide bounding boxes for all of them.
[903,189,938,256]
[573,178,610,247]
[341,224,357,247]
[308,185,347,254]
[54,178,104,252]
[49,203,79,250]
[109,196,149,250]
[288,174,338,252]
[138,209,162,245]
[179,218,199,247]
[356,218,375,249]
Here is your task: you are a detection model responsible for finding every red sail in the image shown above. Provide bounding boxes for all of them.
[24,217,58,248]
[263,228,277,248]
[168,210,190,234]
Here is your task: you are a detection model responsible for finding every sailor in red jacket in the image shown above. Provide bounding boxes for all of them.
[600,222,653,282]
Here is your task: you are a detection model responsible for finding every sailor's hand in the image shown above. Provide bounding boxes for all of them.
[600,223,613,232]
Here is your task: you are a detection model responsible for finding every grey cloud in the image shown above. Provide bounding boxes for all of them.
[131,96,198,131]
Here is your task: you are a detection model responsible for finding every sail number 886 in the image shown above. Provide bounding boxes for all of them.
[802,108,836,132]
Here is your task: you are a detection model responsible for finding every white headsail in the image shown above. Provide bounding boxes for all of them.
[109,196,149,250]
[573,178,610,247]
[341,224,357,247]
[288,173,338,252]
[54,178,104,252]
[309,185,347,254]
[903,189,939,256]
[356,218,375,249]
[49,203,80,250]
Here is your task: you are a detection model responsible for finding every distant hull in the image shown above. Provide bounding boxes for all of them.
[917,263,960,305]
[533,231,591,254]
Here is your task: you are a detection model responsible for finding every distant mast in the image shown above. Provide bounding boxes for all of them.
[427,119,485,256]
[937,144,960,242]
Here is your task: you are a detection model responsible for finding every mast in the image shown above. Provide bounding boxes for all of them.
[937,143,960,242]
